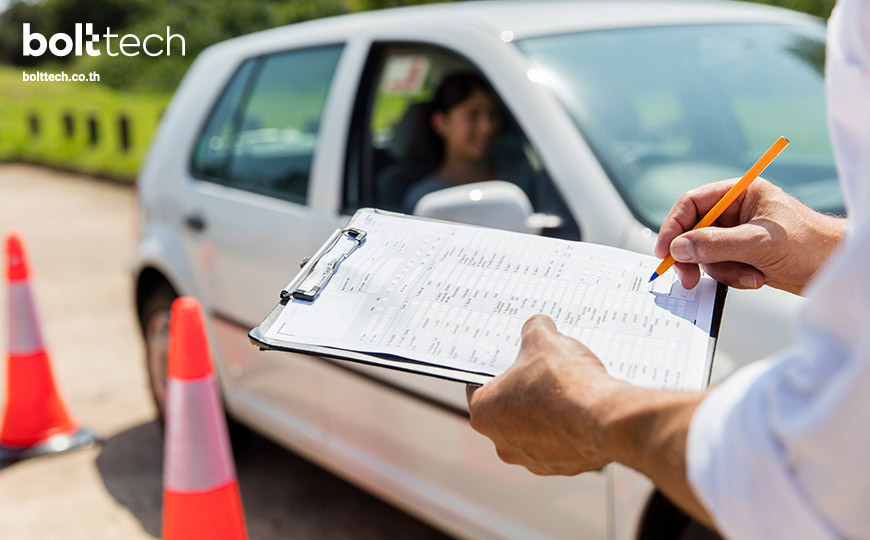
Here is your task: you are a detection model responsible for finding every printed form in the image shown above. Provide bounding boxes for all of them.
[264,212,719,391]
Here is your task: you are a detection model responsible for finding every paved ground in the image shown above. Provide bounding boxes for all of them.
[0,164,450,540]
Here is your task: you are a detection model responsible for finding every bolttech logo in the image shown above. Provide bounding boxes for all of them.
[23,23,185,58]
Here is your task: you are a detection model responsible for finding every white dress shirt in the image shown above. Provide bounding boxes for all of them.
[686,1,870,539]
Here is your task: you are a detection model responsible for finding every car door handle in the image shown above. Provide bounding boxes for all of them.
[184,213,207,232]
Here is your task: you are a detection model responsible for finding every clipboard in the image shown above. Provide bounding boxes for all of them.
[249,208,728,387]
[249,208,500,385]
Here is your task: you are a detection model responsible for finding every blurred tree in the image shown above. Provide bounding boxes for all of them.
[0,1,55,67]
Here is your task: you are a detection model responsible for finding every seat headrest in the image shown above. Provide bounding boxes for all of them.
[388,101,440,166]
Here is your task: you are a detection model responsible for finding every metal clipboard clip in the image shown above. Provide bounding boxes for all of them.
[280,227,367,302]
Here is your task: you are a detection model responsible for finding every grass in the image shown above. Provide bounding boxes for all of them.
[0,66,171,181]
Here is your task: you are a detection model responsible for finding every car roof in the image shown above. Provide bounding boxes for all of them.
[374,0,818,38]
[212,0,820,54]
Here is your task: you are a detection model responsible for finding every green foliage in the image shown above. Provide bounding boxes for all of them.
[743,0,835,18]
[0,66,169,180]
[1,0,445,92]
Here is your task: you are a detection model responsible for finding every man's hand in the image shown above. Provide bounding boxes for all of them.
[466,314,622,475]
[466,314,714,527]
[656,178,845,295]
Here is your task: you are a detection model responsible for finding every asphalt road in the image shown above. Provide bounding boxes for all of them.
[0,164,451,540]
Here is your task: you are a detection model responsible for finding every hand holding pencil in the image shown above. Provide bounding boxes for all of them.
[653,137,846,295]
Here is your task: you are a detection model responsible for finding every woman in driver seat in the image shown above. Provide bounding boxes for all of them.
[403,73,504,213]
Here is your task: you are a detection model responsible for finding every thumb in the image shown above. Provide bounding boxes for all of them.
[670,224,765,266]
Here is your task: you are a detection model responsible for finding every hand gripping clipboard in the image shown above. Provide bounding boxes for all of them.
[248,208,498,385]
[248,208,728,388]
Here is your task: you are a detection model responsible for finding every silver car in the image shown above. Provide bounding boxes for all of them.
[134,2,840,538]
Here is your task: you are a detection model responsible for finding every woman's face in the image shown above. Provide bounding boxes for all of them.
[433,88,503,162]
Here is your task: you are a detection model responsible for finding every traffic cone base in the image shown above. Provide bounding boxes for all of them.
[163,482,247,540]
[0,426,99,464]
[1,350,78,447]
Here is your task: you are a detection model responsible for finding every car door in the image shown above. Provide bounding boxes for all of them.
[316,40,609,539]
[180,44,347,450]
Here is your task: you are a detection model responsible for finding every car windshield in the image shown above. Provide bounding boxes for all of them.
[518,23,843,228]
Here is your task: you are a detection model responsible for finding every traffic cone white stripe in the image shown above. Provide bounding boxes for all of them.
[163,373,236,492]
[8,282,44,355]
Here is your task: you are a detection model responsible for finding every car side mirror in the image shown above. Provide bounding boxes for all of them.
[412,180,562,234]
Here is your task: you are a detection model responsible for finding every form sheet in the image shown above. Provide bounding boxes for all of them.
[265,212,719,391]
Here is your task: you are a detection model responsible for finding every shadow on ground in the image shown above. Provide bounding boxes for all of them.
[95,421,452,539]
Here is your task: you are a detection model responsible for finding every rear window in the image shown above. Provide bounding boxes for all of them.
[192,45,344,203]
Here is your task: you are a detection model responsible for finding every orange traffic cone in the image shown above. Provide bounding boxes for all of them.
[0,232,98,464]
[162,297,248,540]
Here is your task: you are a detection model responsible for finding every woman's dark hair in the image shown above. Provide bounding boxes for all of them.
[425,72,498,163]
[430,72,495,114]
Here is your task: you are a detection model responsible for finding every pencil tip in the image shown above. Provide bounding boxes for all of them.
[649,272,659,282]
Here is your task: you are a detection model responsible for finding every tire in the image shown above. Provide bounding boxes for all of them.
[140,284,176,422]
[139,284,251,451]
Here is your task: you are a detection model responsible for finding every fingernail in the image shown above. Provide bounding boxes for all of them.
[740,274,758,288]
[671,237,694,261]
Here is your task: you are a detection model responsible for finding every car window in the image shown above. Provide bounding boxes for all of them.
[346,43,580,240]
[191,60,256,179]
[519,23,841,228]
[192,45,343,203]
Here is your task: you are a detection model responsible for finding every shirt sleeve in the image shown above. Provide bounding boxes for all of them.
[826,0,870,222]
[687,210,870,540]
[686,2,870,537]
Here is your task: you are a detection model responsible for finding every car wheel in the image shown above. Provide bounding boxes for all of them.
[141,284,175,422]
[140,284,252,450]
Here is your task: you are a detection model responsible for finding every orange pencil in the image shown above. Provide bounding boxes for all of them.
[649,136,790,282]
